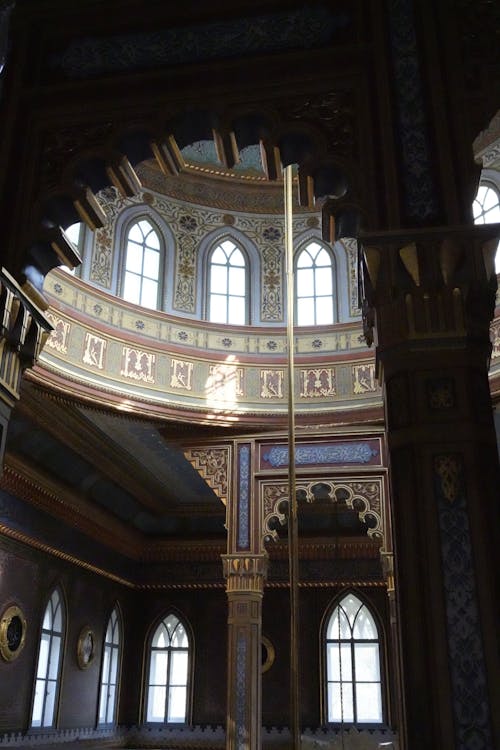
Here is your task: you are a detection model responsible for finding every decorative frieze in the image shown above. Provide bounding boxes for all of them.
[184,447,230,506]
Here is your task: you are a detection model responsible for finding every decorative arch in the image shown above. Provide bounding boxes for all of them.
[144,610,193,724]
[31,586,66,729]
[321,590,384,726]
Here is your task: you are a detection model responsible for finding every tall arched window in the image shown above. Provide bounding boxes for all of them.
[98,607,122,726]
[122,219,161,309]
[31,588,65,728]
[208,239,247,324]
[145,613,191,724]
[325,593,383,724]
[296,241,335,326]
[473,184,500,273]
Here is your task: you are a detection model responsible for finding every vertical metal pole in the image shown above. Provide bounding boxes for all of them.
[284,164,300,749]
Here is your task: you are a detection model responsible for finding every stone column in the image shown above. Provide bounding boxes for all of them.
[222,441,268,750]
[361,225,500,749]
[0,268,51,471]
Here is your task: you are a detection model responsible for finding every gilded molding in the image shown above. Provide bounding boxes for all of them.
[222,554,268,593]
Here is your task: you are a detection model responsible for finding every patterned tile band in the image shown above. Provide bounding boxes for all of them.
[387,0,439,220]
[237,445,250,550]
[434,454,492,749]
[236,633,247,750]
[262,442,379,468]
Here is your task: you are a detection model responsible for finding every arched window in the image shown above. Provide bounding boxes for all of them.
[473,184,500,273]
[145,613,191,724]
[31,588,65,728]
[208,239,247,324]
[122,219,161,309]
[98,607,122,726]
[295,241,336,326]
[325,593,383,724]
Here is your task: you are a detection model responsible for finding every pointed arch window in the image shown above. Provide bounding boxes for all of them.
[122,219,161,309]
[296,241,335,326]
[98,607,122,726]
[325,593,383,724]
[31,588,65,728]
[473,184,500,273]
[208,239,247,324]
[146,613,191,724]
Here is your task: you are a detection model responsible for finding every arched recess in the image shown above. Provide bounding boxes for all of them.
[196,226,262,325]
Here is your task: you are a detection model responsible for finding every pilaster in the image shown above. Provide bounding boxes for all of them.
[361,224,500,749]
[223,442,268,750]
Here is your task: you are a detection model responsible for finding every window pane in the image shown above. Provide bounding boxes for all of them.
[221,239,236,254]
[170,650,188,686]
[171,621,188,649]
[147,685,166,722]
[210,264,228,295]
[315,268,333,296]
[483,187,499,211]
[65,223,82,247]
[211,246,227,264]
[37,634,50,679]
[125,242,143,273]
[143,248,160,279]
[354,643,380,681]
[145,229,160,250]
[140,277,158,309]
[353,607,377,639]
[106,684,116,723]
[209,294,227,323]
[102,646,110,683]
[153,625,167,648]
[297,267,314,295]
[32,680,45,726]
[150,651,168,685]
[43,680,56,726]
[123,272,141,304]
[297,250,313,268]
[327,607,351,640]
[228,266,245,294]
[315,247,331,266]
[228,296,246,325]
[167,686,187,723]
[328,682,353,723]
[128,224,144,243]
[229,247,245,267]
[98,686,107,724]
[327,642,352,681]
[48,636,61,680]
[110,646,118,682]
[342,595,363,625]
[315,296,334,325]
[356,682,382,722]
[297,297,315,326]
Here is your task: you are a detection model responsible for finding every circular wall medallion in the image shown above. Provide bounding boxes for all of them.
[0,605,27,662]
[261,635,275,673]
[77,626,95,669]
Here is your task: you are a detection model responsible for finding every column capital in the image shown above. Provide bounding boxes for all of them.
[360,224,499,358]
[222,553,268,594]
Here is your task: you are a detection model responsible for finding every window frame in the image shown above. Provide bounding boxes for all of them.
[294,239,337,327]
[144,611,193,726]
[322,591,385,727]
[118,216,164,310]
[30,586,66,730]
[97,605,122,727]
